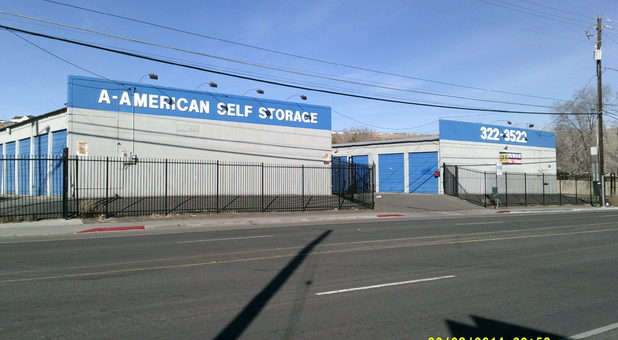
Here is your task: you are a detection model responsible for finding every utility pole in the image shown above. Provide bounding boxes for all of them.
[595,17,605,206]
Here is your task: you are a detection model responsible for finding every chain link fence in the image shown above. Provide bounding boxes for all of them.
[443,164,615,207]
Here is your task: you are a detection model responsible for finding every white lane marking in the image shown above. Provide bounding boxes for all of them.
[315,275,455,296]
[456,221,503,226]
[569,322,618,339]
[177,235,272,244]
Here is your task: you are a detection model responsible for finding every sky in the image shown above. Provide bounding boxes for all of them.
[0,0,617,134]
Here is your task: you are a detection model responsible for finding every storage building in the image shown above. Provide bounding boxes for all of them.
[332,120,556,194]
[0,76,332,197]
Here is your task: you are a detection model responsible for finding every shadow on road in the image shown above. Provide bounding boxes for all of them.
[214,229,332,340]
[446,315,566,338]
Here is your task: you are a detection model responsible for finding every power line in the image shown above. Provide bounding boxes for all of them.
[0,24,592,115]
[605,34,618,45]
[540,74,597,131]
[7,29,109,80]
[39,0,573,103]
[46,33,509,111]
[516,0,594,20]
[0,10,563,109]
[7,23,450,133]
[332,109,438,131]
[475,0,590,27]
[399,0,587,43]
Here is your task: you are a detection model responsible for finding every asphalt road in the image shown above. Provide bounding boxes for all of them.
[1,210,617,339]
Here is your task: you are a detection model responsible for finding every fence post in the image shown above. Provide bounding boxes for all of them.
[589,175,593,206]
[542,173,545,206]
[454,165,459,197]
[338,158,343,209]
[62,148,69,219]
[301,165,305,211]
[372,163,376,209]
[105,156,109,217]
[261,162,265,212]
[75,155,79,217]
[559,175,562,205]
[524,173,528,206]
[575,177,578,205]
[442,163,446,194]
[483,171,487,208]
[164,159,168,215]
[216,160,220,213]
[504,172,508,207]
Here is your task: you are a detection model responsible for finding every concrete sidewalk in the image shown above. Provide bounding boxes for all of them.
[1,202,617,238]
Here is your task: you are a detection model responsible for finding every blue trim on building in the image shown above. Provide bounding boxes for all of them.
[68,76,332,131]
[439,119,555,148]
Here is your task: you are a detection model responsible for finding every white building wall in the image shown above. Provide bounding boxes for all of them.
[439,139,557,195]
[66,107,332,197]
[0,112,68,195]
[0,107,333,197]
[333,140,439,193]
[68,107,331,164]
[439,140,556,174]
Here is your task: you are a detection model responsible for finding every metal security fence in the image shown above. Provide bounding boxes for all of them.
[443,164,612,208]
[0,150,374,221]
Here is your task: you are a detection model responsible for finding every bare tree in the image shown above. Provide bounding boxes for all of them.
[553,85,618,175]
[332,127,437,144]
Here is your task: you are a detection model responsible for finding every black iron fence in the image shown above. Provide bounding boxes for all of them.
[0,150,374,222]
[443,164,615,208]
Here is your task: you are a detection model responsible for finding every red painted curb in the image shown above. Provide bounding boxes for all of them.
[496,210,511,214]
[77,226,145,233]
[377,214,404,218]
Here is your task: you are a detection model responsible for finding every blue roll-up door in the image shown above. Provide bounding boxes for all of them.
[409,152,438,194]
[332,156,348,194]
[18,138,31,195]
[378,153,404,193]
[351,155,369,193]
[51,130,67,195]
[5,142,16,194]
[351,155,368,165]
[34,134,49,196]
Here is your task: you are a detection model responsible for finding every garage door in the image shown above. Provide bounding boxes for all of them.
[51,130,67,195]
[409,152,438,193]
[18,138,31,195]
[34,134,48,196]
[351,155,369,193]
[5,142,16,194]
[378,153,404,193]
[332,156,348,194]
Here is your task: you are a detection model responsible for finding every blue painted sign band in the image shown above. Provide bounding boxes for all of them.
[67,76,331,130]
[439,120,555,148]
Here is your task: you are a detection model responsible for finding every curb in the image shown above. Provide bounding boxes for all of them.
[77,226,145,233]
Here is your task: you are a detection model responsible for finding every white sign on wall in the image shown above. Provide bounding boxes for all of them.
[76,141,89,156]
